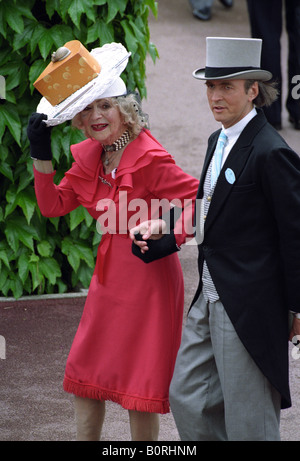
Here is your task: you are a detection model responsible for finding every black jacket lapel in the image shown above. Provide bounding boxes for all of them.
[203,110,267,233]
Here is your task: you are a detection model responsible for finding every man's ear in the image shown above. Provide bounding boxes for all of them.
[248,81,259,101]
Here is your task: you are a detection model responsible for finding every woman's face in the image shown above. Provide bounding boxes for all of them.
[79,98,126,144]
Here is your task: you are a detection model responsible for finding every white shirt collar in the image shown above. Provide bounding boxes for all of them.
[223,107,257,140]
[221,107,257,166]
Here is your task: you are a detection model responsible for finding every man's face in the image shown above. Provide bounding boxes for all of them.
[205,79,258,128]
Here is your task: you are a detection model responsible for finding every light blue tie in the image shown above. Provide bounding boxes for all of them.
[211,130,227,188]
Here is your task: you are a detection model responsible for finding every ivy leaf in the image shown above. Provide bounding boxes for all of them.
[16,169,34,194]
[69,126,85,145]
[4,216,39,252]
[148,42,159,62]
[39,257,61,285]
[50,125,62,162]
[49,217,60,231]
[76,241,95,268]
[87,20,114,45]
[0,8,7,38]
[0,249,10,270]
[69,206,86,231]
[61,237,94,271]
[56,279,68,293]
[59,0,72,21]
[3,277,23,298]
[14,4,36,21]
[38,28,56,60]
[16,188,36,224]
[60,127,72,157]
[0,160,13,182]
[0,266,9,293]
[5,221,33,252]
[4,4,24,34]
[74,263,93,287]
[68,0,92,29]
[61,236,80,271]
[5,185,18,220]
[70,206,93,231]
[17,250,30,284]
[107,0,126,22]
[45,0,61,20]
[13,279,24,299]
[144,0,158,17]
[51,25,74,48]
[0,122,5,144]
[28,59,47,89]
[31,24,48,55]
[120,20,138,54]
[28,255,41,292]
[0,104,21,146]
[37,240,52,257]
[13,20,37,51]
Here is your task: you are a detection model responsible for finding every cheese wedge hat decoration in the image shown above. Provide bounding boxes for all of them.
[34,41,131,126]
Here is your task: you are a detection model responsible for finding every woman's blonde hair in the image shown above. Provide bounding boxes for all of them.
[72,93,149,140]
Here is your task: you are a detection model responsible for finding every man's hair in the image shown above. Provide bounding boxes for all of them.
[245,79,278,107]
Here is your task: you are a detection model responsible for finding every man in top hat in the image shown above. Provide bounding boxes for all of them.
[131,37,300,440]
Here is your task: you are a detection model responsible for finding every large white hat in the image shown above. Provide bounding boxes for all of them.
[193,37,272,81]
[36,42,130,126]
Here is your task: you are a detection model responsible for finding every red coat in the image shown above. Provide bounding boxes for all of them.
[34,129,199,413]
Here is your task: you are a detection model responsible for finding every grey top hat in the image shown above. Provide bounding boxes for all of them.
[193,37,272,81]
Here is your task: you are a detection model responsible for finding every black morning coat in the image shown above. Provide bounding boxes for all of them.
[132,109,300,409]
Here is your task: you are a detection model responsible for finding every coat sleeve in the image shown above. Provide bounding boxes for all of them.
[143,155,199,245]
[132,156,199,263]
[262,146,300,312]
[33,167,80,217]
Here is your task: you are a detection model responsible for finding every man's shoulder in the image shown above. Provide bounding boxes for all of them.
[251,121,291,149]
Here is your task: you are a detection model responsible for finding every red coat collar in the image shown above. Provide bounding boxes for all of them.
[65,129,174,200]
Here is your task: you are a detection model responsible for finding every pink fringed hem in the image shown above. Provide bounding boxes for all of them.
[63,376,170,414]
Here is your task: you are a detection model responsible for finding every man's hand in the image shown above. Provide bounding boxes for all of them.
[129,219,167,253]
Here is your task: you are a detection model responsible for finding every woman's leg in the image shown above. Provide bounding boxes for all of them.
[74,396,105,441]
[128,410,159,441]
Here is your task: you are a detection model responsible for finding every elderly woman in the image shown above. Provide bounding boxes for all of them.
[27,42,199,441]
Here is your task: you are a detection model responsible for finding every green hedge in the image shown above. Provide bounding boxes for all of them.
[0,0,158,298]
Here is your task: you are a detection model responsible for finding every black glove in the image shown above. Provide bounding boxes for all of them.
[132,230,179,263]
[27,113,52,160]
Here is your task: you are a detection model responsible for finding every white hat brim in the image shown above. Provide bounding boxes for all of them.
[37,43,130,126]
